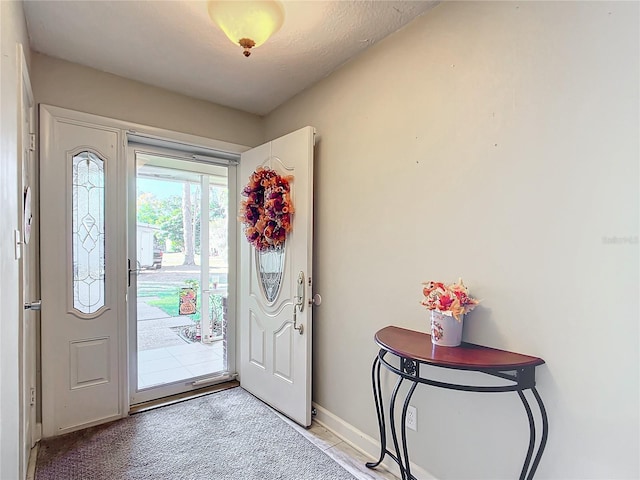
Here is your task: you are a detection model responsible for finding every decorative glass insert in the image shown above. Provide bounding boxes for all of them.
[256,243,285,304]
[72,151,105,314]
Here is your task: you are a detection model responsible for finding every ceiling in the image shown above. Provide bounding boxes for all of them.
[22,0,439,116]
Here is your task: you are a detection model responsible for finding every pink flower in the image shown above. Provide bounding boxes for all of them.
[420,278,479,321]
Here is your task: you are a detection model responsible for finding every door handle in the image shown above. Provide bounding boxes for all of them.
[292,271,305,335]
[128,259,141,287]
[24,300,41,311]
[292,303,304,335]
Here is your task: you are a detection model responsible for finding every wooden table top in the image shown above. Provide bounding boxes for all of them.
[375,326,544,370]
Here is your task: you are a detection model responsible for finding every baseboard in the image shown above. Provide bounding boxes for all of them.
[26,444,38,480]
[312,402,437,480]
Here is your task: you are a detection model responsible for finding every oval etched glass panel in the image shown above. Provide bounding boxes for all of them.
[72,151,106,315]
[256,243,286,304]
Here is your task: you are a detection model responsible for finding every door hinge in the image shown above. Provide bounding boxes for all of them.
[28,133,36,152]
[30,387,36,406]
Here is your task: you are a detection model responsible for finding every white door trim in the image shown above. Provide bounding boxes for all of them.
[17,42,37,480]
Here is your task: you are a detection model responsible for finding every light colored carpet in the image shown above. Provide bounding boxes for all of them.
[35,387,357,480]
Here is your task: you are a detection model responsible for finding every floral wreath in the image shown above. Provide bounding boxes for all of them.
[240,167,294,251]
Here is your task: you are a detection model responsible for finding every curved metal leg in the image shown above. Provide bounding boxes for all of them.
[389,375,407,479]
[518,390,536,480]
[400,381,418,480]
[526,387,549,480]
[366,353,387,469]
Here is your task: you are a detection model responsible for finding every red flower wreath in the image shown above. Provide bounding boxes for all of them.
[239,167,294,251]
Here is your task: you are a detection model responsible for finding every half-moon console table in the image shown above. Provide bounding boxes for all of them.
[366,326,547,480]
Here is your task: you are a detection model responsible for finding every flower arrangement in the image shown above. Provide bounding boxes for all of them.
[239,167,294,251]
[420,278,479,321]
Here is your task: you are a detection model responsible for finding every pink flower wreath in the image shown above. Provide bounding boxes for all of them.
[239,167,294,251]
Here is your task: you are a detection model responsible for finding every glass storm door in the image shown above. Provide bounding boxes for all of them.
[128,149,235,405]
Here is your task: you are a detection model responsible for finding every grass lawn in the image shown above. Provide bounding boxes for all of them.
[139,282,224,324]
[139,282,202,322]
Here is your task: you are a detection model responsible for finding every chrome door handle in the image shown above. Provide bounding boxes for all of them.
[295,271,305,313]
[292,303,304,335]
[24,300,41,311]
[292,271,305,335]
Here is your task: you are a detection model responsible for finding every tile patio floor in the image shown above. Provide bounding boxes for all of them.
[137,301,226,389]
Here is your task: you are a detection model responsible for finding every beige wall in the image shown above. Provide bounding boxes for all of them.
[0,2,31,479]
[266,1,639,478]
[31,53,264,148]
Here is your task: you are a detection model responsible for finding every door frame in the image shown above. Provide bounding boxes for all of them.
[39,105,249,428]
[17,43,38,477]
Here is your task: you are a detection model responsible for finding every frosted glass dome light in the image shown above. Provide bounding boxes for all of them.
[208,1,285,57]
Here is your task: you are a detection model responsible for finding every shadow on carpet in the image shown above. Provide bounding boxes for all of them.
[36,387,358,480]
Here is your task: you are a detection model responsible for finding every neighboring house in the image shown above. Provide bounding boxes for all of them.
[1,2,638,480]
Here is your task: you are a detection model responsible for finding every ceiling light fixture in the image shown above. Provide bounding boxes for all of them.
[208,1,285,58]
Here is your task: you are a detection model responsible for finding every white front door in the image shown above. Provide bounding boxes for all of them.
[40,106,125,437]
[239,126,315,427]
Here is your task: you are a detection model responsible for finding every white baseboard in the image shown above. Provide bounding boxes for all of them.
[312,402,437,480]
[26,444,38,480]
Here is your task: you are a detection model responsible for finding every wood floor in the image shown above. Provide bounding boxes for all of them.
[282,418,399,480]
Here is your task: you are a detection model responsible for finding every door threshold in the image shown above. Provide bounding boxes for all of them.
[129,380,240,415]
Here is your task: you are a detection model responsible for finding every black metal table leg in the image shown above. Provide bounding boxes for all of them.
[518,390,536,480]
[517,387,549,480]
[400,381,419,480]
[389,375,408,479]
[366,353,387,469]
[526,387,549,480]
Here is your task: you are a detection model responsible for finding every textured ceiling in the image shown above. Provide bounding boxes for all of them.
[23,0,439,116]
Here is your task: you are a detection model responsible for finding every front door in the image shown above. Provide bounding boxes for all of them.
[40,106,125,437]
[239,126,315,427]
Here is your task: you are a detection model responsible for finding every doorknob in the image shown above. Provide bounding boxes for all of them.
[24,300,41,311]
[309,293,322,307]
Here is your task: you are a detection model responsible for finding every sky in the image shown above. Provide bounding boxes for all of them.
[137,178,184,199]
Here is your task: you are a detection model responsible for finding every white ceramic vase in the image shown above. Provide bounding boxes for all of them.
[430,310,464,347]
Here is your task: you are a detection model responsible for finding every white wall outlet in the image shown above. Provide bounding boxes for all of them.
[406,405,417,431]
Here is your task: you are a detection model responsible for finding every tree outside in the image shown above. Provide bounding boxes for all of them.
[137,181,227,261]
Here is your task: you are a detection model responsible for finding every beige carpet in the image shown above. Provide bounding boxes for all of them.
[36,387,357,480]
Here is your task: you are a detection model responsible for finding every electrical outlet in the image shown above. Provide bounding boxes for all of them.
[406,405,417,431]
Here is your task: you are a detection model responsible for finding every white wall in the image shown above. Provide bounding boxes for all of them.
[31,53,264,148]
[266,2,639,478]
[0,2,31,479]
